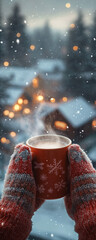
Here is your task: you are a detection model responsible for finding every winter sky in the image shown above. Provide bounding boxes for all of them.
[2,0,96,32]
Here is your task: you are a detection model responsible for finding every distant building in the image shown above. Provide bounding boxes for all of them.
[41,97,96,142]
[37,59,65,74]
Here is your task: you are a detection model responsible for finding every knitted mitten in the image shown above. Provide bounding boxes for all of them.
[65,144,96,240]
[0,144,43,240]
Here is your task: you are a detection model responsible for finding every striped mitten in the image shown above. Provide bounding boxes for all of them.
[65,144,96,240]
[0,144,43,240]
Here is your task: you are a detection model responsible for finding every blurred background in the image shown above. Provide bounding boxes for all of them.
[0,0,96,239]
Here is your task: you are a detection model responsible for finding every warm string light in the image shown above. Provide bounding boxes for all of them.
[37,95,44,102]
[50,98,55,103]
[62,97,68,102]
[65,3,71,8]
[13,104,21,111]
[9,112,14,118]
[3,110,9,116]
[73,46,79,51]
[30,45,35,51]
[10,132,16,137]
[18,98,23,104]
[54,121,68,131]
[16,32,21,38]
[70,23,75,29]
[32,78,39,88]
[3,61,9,67]
[23,108,30,114]
[92,119,96,129]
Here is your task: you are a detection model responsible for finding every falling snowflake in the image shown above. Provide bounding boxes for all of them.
[37,184,45,193]
[54,180,66,191]
[40,174,47,181]
[34,162,44,170]
[47,159,62,175]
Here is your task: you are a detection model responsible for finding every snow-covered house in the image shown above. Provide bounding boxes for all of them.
[41,97,96,142]
[37,59,65,74]
[0,67,36,107]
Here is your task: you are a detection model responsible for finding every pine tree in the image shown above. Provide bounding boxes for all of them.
[91,13,96,71]
[7,4,29,66]
[65,11,87,75]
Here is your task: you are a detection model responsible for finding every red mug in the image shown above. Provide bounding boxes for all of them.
[26,134,71,200]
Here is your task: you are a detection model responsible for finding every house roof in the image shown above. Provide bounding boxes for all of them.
[38,73,63,81]
[0,67,36,105]
[35,102,57,118]
[37,59,65,73]
[58,97,96,128]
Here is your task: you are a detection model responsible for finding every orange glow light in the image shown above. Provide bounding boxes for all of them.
[18,98,23,104]
[50,98,55,103]
[1,137,7,143]
[23,99,28,105]
[23,108,30,114]
[6,139,10,144]
[73,46,78,51]
[62,97,68,102]
[30,45,35,51]
[3,110,9,116]
[13,104,20,111]
[3,61,9,67]
[10,131,16,137]
[9,112,14,118]
[16,32,21,38]
[54,121,68,131]
[65,3,71,8]
[32,78,39,88]
[37,95,44,102]
[70,23,75,29]
[92,119,96,128]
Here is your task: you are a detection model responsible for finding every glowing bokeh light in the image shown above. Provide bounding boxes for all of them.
[30,45,35,51]
[16,32,21,38]
[65,3,71,8]
[73,46,79,51]
[10,132,16,137]
[9,112,14,118]
[37,95,44,102]
[23,108,30,114]
[13,104,21,111]
[70,23,75,29]
[3,110,9,116]
[3,61,9,67]
[62,97,68,102]
[50,98,55,103]
[32,78,39,88]
[54,121,68,131]
[23,99,28,105]
[92,120,96,128]
[18,98,23,104]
